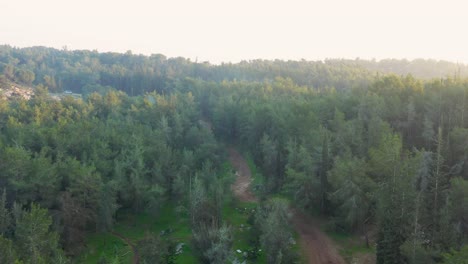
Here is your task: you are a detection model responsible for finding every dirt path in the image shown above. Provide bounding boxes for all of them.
[228,148,345,264]
[291,210,346,264]
[228,148,257,202]
[111,231,140,264]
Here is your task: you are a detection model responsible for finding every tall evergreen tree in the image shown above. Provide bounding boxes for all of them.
[0,189,11,236]
[371,134,416,264]
[15,204,65,263]
[319,129,332,213]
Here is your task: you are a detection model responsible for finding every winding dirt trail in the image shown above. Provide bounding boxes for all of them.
[228,148,345,264]
[111,231,140,264]
[228,148,257,202]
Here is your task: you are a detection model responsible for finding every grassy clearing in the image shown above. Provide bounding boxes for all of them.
[114,204,196,264]
[77,231,132,263]
[222,199,266,263]
[77,203,196,263]
[243,152,267,201]
[326,230,375,263]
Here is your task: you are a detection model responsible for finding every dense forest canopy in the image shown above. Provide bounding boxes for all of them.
[0,46,467,264]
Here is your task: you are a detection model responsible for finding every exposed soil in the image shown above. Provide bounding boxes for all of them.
[228,147,345,264]
[111,231,140,264]
[0,83,34,100]
[291,210,346,264]
[228,148,257,202]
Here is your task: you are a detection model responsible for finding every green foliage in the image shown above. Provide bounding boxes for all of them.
[79,232,130,264]
[449,128,468,177]
[260,133,280,192]
[2,47,468,264]
[319,129,332,213]
[370,134,418,264]
[190,168,233,263]
[202,225,233,264]
[441,245,468,264]
[449,177,468,244]
[222,201,263,262]
[256,198,297,264]
[400,239,434,264]
[14,204,66,264]
[329,154,375,231]
[0,189,11,236]
[97,181,119,232]
[16,69,35,85]
[283,140,319,209]
[137,233,172,264]
[0,235,17,264]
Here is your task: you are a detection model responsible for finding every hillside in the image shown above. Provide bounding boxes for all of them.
[2,46,468,97]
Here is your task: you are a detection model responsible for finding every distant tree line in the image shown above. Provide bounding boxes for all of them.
[2,45,466,97]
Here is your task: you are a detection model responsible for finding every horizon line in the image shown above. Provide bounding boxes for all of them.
[2,43,468,66]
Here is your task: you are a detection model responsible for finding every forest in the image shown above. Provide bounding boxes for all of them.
[0,46,467,264]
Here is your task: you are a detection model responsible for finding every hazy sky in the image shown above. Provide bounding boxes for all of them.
[1,0,467,63]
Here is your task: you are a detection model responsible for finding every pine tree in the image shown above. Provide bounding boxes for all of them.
[372,134,416,264]
[0,189,11,236]
[260,133,279,192]
[257,198,296,264]
[329,154,375,241]
[15,204,64,263]
[319,129,332,213]
[401,151,433,264]
[283,139,318,209]
[422,126,451,249]
[0,235,16,264]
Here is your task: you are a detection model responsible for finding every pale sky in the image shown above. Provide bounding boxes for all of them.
[1,0,467,63]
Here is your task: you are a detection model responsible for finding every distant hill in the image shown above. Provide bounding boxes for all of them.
[352,58,468,79]
[1,45,467,96]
